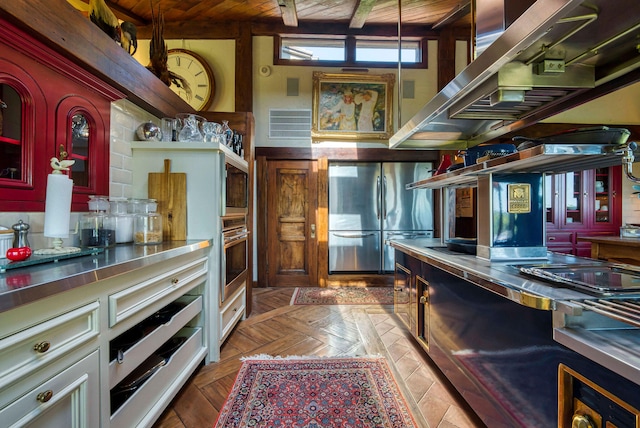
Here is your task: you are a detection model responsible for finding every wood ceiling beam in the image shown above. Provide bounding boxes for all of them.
[432,1,470,29]
[276,0,298,27]
[252,21,445,38]
[349,0,377,29]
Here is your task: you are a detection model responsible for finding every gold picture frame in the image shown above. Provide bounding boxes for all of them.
[312,71,395,141]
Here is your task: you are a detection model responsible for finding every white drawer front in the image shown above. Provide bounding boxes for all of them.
[108,257,207,327]
[0,350,99,428]
[220,285,245,343]
[0,302,99,390]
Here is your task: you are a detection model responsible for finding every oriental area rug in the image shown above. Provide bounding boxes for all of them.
[214,356,417,428]
[290,287,394,306]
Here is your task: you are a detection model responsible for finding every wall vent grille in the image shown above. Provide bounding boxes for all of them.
[269,109,311,139]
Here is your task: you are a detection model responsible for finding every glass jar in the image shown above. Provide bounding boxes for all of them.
[80,213,116,248]
[82,195,116,248]
[108,198,134,244]
[134,212,163,245]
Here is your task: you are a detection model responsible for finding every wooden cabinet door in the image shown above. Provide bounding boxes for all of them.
[267,161,318,286]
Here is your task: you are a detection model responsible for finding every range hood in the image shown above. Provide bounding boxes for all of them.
[390,0,640,149]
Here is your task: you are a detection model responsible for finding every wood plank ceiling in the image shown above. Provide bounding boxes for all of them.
[78,0,471,32]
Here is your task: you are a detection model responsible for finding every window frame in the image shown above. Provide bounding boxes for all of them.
[274,35,429,69]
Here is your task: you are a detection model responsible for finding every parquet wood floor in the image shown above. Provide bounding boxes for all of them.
[153,287,485,428]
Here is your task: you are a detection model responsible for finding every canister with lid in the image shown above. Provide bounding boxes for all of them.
[110,198,134,244]
[81,196,116,248]
[132,199,163,245]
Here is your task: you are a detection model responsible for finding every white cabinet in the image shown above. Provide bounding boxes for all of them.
[220,284,246,344]
[0,350,99,428]
[105,253,208,427]
[0,243,210,428]
[131,142,248,362]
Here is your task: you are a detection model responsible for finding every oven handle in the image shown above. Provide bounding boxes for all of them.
[223,232,250,248]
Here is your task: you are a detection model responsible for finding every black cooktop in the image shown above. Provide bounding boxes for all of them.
[514,263,640,296]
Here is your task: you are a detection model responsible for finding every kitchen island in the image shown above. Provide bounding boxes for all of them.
[0,240,212,427]
[390,238,640,428]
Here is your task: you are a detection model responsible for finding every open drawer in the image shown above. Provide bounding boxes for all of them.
[110,327,206,427]
[108,294,202,387]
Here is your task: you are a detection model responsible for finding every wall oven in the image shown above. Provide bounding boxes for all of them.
[222,152,249,216]
[220,214,249,305]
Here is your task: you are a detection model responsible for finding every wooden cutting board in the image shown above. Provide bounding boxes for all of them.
[148,159,187,241]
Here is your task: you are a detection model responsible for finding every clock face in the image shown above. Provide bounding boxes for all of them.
[167,49,215,111]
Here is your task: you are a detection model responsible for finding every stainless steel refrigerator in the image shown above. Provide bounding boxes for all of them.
[328,162,434,273]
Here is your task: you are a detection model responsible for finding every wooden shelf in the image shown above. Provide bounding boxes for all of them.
[0,0,194,119]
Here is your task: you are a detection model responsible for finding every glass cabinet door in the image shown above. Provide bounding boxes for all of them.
[565,171,583,225]
[0,83,22,181]
[545,174,558,225]
[594,167,612,224]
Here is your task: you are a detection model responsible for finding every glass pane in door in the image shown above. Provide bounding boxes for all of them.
[545,175,554,224]
[594,168,610,224]
[565,172,582,225]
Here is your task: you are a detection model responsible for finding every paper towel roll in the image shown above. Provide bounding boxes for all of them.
[44,173,73,238]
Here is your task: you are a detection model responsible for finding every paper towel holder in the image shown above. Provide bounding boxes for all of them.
[34,148,81,255]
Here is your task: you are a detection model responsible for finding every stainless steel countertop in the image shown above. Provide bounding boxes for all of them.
[389,238,640,386]
[389,238,596,306]
[0,240,212,313]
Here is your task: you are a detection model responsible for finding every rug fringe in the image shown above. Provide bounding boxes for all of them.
[240,353,384,362]
[289,288,300,305]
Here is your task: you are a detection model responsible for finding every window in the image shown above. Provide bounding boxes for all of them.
[276,36,427,68]
[355,40,420,63]
[281,39,345,61]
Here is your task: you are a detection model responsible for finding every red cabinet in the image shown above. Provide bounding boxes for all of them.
[545,166,621,256]
[0,19,123,212]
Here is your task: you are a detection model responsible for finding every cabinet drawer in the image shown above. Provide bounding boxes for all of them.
[546,232,573,244]
[220,284,245,343]
[0,302,99,390]
[110,327,206,428]
[108,294,203,387]
[0,350,99,428]
[109,256,207,327]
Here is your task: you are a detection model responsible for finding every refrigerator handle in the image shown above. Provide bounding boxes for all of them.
[376,176,381,219]
[383,175,388,219]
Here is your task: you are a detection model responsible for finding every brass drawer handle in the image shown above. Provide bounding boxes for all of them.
[37,390,53,403]
[33,341,51,353]
[171,278,179,285]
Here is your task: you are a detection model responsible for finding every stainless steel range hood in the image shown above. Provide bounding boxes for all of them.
[390,0,640,149]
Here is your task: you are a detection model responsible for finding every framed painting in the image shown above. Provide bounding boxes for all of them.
[312,71,395,141]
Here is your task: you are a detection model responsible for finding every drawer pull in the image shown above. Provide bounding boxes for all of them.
[233,308,238,312]
[548,237,556,241]
[33,341,51,353]
[419,296,428,304]
[36,390,53,403]
[171,278,179,285]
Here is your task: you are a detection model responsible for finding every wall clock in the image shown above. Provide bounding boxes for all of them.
[167,49,215,111]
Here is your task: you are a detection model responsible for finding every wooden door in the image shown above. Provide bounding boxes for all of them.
[267,160,318,286]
